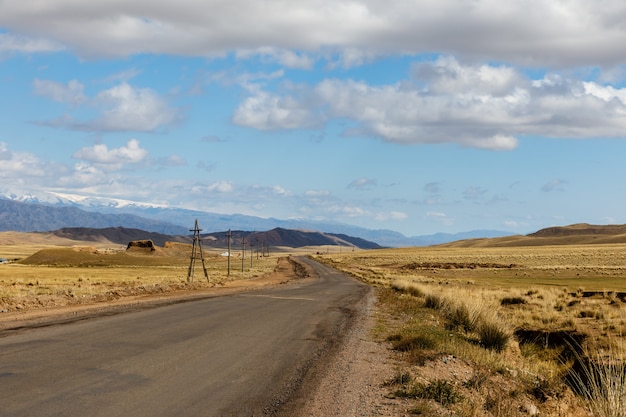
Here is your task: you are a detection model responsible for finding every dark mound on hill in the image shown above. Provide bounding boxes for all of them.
[51,227,190,247]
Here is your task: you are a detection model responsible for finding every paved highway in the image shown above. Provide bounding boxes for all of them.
[0,257,370,417]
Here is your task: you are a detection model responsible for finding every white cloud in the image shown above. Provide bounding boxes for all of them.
[0,142,69,186]
[233,57,626,150]
[73,139,149,169]
[0,142,46,177]
[34,81,181,132]
[232,87,320,130]
[3,1,626,68]
[92,83,180,131]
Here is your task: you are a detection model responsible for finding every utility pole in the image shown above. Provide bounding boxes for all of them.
[227,229,232,276]
[249,242,254,268]
[187,219,209,283]
[241,238,246,272]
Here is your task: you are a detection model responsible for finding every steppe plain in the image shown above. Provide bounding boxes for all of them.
[2,226,626,416]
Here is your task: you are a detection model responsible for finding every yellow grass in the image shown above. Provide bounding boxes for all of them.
[318,244,626,291]
[0,237,289,310]
[313,244,626,416]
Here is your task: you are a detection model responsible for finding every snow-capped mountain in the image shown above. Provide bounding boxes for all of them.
[0,190,512,247]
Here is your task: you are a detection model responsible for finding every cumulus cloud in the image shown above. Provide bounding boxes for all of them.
[91,83,180,131]
[34,81,181,132]
[232,57,626,150]
[232,85,320,130]
[73,139,149,169]
[3,1,626,68]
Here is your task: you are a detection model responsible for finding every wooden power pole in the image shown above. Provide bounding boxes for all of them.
[187,219,209,283]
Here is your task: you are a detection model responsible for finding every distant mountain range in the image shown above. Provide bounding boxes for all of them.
[49,226,383,249]
[0,195,512,247]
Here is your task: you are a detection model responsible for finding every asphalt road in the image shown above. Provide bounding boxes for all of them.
[0,257,370,417]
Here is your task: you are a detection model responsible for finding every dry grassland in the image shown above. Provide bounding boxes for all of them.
[0,235,299,313]
[314,244,626,417]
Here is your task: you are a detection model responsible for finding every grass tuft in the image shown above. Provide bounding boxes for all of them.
[424,293,445,309]
[395,379,463,406]
[477,321,511,352]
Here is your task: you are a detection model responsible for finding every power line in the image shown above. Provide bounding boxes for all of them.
[187,219,209,283]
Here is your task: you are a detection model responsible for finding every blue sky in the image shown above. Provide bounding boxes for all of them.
[2,1,626,236]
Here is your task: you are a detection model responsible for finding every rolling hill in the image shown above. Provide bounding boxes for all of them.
[441,223,626,248]
[45,226,383,249]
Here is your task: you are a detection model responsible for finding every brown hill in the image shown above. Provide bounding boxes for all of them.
[527,223,626,237]
[43,226,381,249]
[441,223,626,248]
[50,227,189,247]
[206,228,381,249]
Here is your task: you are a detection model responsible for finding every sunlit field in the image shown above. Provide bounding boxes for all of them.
[314,244,626,416]
[0,237,299,311]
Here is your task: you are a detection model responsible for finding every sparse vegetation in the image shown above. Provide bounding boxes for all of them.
[314,243,626,416]
[0,238,286,312]
[5,232,626,416]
